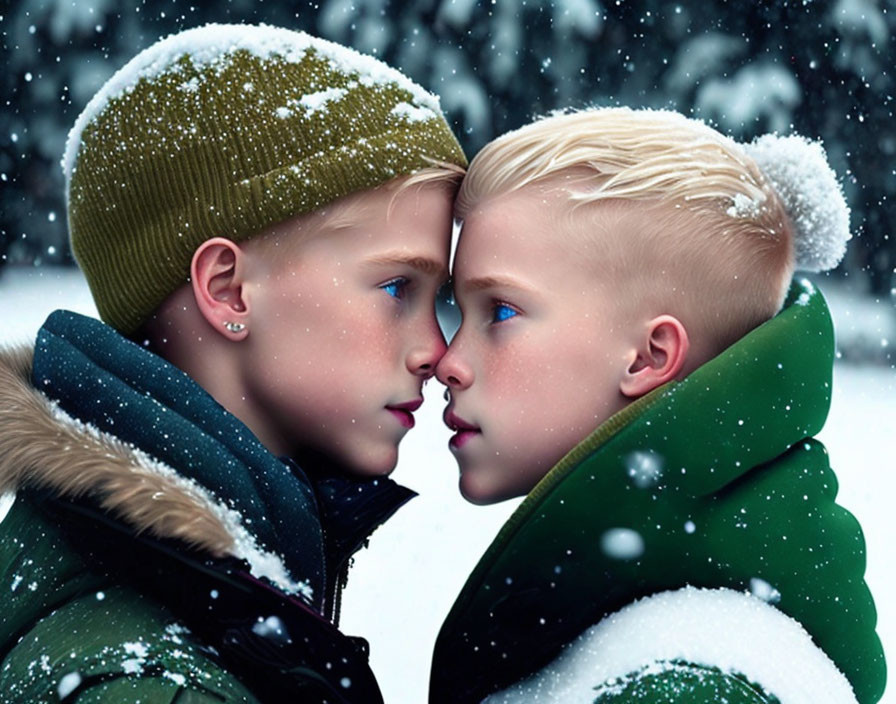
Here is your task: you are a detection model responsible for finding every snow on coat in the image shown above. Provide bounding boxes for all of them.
[484,586,857,703]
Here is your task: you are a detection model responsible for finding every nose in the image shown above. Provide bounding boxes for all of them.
[435,341,473,390]
[407,321,448,379]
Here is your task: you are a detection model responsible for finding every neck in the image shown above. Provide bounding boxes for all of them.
[145,291,289,457]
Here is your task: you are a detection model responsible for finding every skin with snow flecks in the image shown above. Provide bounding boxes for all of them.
[228,183,452,475]
[438,188,688,503]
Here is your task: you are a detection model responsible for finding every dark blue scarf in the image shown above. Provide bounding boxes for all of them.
[32,310,413,611]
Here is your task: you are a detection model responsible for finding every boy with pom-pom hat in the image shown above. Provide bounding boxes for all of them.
[431,108,885,704]
[0,23,465,704]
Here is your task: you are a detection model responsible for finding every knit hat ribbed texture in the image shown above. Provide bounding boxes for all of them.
[64,23,467,334]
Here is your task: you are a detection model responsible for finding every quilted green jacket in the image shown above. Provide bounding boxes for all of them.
[430,280,886,704]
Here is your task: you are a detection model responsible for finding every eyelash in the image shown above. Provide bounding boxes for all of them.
[379,276,410,300]
[490,301,519,324]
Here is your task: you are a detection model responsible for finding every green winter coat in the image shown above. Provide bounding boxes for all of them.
[0,310,411,703]
[1,492,259,703]
[430,280,886,704]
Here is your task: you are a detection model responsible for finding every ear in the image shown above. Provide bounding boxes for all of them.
[190,237,250,340]
[620,315,689,398]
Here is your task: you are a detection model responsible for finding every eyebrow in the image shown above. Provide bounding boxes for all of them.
[365,253,447,278]
[462,275,534,293]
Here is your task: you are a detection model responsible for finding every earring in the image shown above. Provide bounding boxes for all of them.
[223,321,246,333]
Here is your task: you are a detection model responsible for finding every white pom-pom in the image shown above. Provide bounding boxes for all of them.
[742,134,851,272]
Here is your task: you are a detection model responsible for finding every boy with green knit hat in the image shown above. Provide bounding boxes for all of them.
[431,108,885,703]
[0,23,465,704]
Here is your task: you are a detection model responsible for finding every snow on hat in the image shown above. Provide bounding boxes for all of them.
[741,134,851,273]
[64,23,467,334]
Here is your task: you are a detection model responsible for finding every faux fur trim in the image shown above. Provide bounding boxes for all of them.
[0,345,310,598]
[0,345,234,556]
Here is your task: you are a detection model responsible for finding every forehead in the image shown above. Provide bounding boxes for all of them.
[453,186,590,279]
[325,180,454,235]
[267,182,455,266]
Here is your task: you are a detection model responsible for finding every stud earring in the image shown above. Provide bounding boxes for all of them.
[223,321,246,333]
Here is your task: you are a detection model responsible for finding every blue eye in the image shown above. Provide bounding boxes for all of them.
[380,277,408,300]
[492,303,518,323]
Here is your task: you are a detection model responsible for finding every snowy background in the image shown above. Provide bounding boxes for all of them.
[0,265,892,703]
[2,0,896,295]
[2,0,895,701]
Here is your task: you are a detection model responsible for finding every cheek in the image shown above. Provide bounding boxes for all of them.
[343,303,402,374]
[481,334,612,447]
[294,290,396,351]
[481,333,574,412]
[481,345,526,398]
[263,291,398,393]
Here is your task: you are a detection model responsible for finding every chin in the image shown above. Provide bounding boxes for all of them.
[343,444,399,478]
[458,468,515,506]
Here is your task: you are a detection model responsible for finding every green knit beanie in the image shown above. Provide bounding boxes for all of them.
[64,23,467,334]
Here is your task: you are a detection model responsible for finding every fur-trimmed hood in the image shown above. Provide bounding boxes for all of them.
[0,310,414,704]
[0,341,311,595]
[0,344,233,554]
[2,309,414,610]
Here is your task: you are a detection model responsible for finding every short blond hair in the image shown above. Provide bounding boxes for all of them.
[457,108,795,351]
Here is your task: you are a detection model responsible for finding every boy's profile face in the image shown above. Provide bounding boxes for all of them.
[243,183,453,476]
[437,187,636,503]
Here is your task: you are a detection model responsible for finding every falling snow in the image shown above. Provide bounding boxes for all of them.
[1,3,895,700]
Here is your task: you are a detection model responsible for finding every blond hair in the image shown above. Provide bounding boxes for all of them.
[457,108,795,351]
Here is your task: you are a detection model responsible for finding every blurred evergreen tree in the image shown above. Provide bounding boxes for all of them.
[1,0,893,294]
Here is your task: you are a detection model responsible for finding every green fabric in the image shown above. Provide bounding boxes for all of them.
[1,490,106,652]
[72,676,224,704]
[593,662,779,704]
[67,24,467,334]
[431,280,886,704]
[0,496,259,704]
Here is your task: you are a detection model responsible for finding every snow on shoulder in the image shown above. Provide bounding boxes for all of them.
[484,586,856,704]
[743,134,851,273]
[62,23,443,185]
[46,400,313,601]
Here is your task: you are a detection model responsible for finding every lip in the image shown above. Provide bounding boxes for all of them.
[386,398,424,429]
[444,408,481,450]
